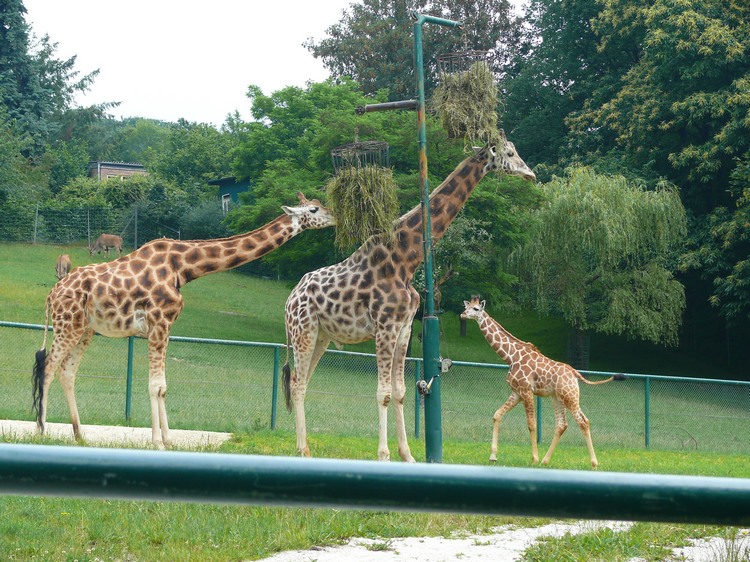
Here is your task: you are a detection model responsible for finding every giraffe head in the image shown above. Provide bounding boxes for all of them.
[475,130,536,181]
[282,191,337,229]
[461,296,487,321]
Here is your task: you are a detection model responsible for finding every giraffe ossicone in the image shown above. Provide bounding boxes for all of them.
[283,136,536,462]
[461,296,623,469]
[32,192,335,449]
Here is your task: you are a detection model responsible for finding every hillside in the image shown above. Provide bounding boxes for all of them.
[0,242,743,379]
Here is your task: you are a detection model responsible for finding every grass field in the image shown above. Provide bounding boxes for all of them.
[1,242,749,560]
[0,241,745,377]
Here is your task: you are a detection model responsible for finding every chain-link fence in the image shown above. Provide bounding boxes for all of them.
[2,322,748,455]
[0,204,180,249]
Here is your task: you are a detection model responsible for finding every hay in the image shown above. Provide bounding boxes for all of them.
[326,164,399,250]
[431,60,501,144]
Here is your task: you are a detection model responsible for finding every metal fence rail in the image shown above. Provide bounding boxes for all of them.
[1,443,749,526]
[2,321,749,455]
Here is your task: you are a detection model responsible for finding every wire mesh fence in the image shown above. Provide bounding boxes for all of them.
[2,322,748,455]
[0,204,180,249]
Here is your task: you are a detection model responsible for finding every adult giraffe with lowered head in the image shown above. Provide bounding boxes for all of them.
[284,132,536,462]
[33,192,335,448]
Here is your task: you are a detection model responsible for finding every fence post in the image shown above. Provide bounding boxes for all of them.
[33,203,39,244]
[271,346,280,430]
[536,395,542,444]
[644,377,651,449]
[414,358,422,438]
[125,336,135,422]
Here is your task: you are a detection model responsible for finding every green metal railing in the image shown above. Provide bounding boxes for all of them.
[0,443,749,525]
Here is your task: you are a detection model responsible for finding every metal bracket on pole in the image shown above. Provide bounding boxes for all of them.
[355,100,417,114]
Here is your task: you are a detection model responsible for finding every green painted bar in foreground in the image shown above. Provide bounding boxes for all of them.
[0,444,748,526]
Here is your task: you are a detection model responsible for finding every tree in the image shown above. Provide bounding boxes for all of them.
[512,168,687,349]
[1,1,105,155]
[500,0,634,177]
[681,154,750,323]
[151,119,235,199]
[305,0,521,101]
[568,0,750,212]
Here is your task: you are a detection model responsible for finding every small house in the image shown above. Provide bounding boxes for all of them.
[88,162,148,181]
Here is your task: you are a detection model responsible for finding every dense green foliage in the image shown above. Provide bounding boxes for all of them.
[304,0,521,102]
[513,169,688,346]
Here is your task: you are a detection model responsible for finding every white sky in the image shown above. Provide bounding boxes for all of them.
[23,0,356,127]
[24,1,526,128]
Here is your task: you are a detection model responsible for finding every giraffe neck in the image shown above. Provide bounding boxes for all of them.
[139,213,304,287]
[391,153,488,279]
[476,312,525,365]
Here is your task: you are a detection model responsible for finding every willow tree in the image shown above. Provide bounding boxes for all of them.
[512,168,687,360]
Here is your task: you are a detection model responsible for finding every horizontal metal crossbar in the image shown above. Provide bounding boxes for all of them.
[0,444,748,526]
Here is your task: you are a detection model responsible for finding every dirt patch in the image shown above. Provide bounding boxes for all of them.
[0,419,232,449]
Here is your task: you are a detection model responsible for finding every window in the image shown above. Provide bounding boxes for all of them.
[221,193,232,214]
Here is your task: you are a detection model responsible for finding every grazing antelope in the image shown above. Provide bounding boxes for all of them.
[55,254,71,280]
[90,234,123,258]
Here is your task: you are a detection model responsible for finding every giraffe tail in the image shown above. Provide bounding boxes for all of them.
[577,371,627,385]
[32,293,52,421]
[282,325,293,413]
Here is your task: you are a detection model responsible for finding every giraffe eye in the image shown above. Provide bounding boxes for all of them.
[310,207,319,214]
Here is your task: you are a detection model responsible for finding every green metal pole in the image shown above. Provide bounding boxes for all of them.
[536,395,542,444]
[645,377,651,449]
[414,358,421,438]
[125,336,134,422]
[271,347,280,430]
[413,11,462,464]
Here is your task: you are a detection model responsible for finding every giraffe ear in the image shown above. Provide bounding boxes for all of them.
[463,300,470,308]
[481,300,486,309]
[281,205,297,216]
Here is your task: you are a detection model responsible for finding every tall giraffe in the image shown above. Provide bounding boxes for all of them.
[32,192,335,448]
[283,133,536,462]
[461,296,623,468]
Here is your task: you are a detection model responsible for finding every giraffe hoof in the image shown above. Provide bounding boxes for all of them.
[489,456,497,463]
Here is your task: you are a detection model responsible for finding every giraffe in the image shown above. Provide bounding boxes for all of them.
[32,192,335,448]
[90,234,123,258]
[55,254,72,280]
[461,296,624,468]
[283,133,536,462]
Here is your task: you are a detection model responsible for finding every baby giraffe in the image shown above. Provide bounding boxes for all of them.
[461,296,623,468]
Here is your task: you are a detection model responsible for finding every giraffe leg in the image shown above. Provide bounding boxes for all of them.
[147,327,171,449]
[290,324,328,457]
[572,407,598,468]
[541,397,569,466]
[489,392,520,462]
[391,320,415,463]
[375,329,398,462]
[56,328,95,442]
[520,392,539,464]
[35,324,86,437]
